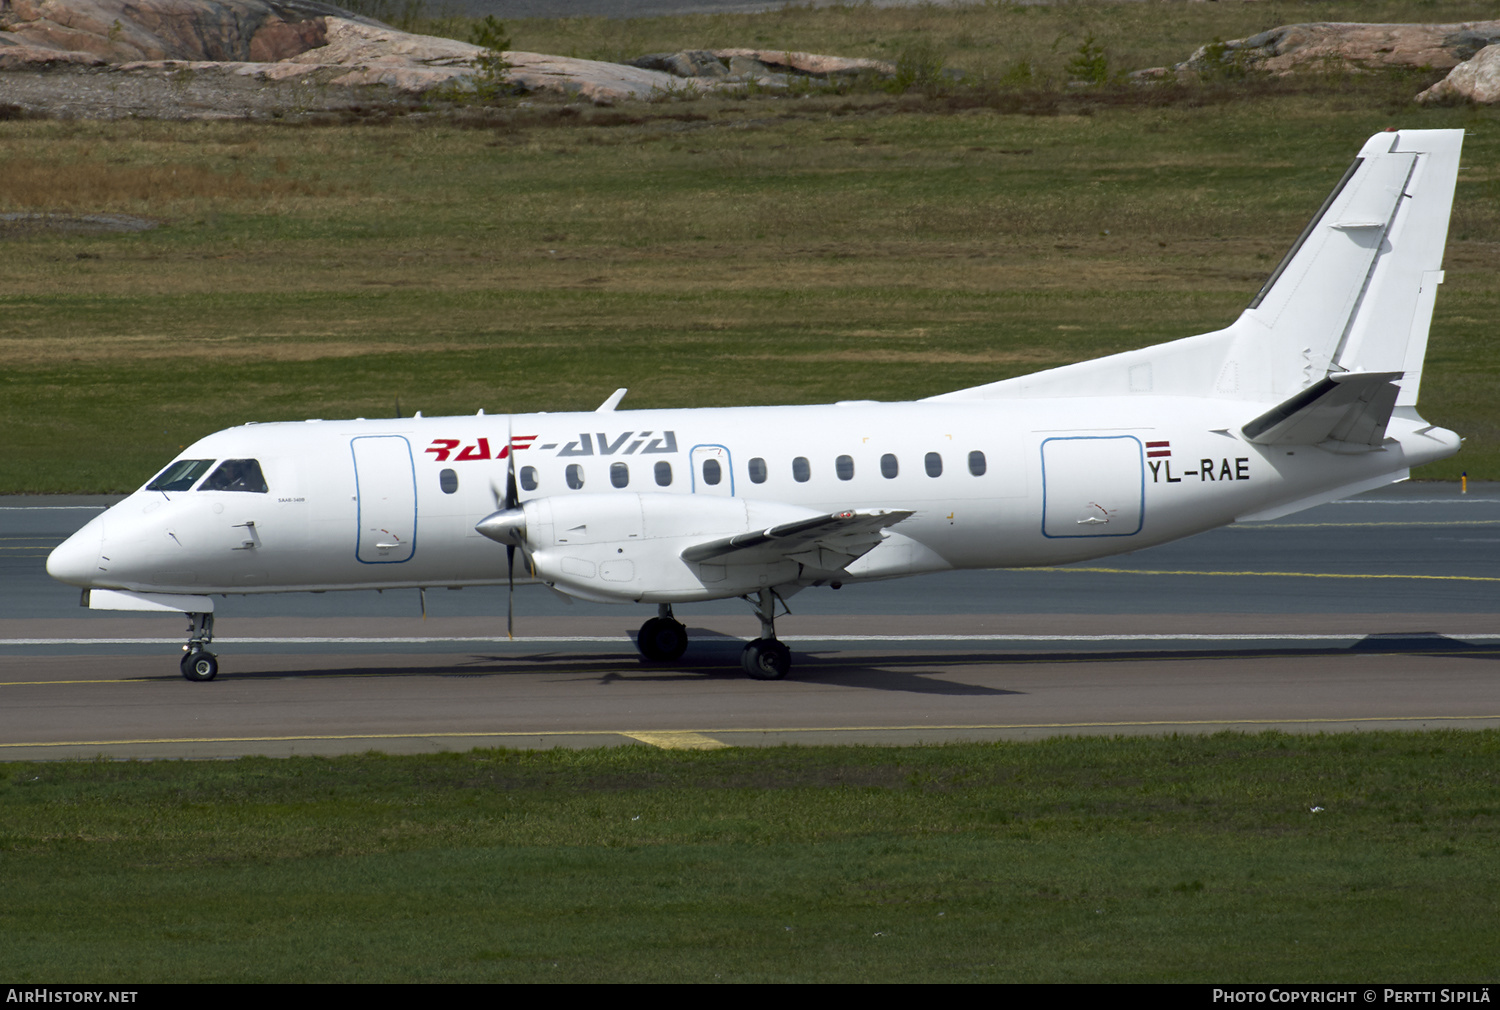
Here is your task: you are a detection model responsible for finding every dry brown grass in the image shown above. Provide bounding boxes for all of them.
[0,335,511,366]
[0,156,327,210]
[730,348,1066,365]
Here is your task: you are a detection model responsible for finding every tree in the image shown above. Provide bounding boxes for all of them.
[469,16,511,100]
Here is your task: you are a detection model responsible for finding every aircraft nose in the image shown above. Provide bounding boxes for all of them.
[47,516,104,587]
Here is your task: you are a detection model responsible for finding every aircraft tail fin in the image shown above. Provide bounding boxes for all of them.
[1236,128,1461,408]
[925,129,1463,408]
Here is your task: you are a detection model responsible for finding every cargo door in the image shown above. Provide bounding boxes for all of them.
[1040,436,1144,538]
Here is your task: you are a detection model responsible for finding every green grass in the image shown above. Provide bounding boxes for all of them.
[3,732,1499,981]
[1,10,1498,492]
[424,1,1500,86]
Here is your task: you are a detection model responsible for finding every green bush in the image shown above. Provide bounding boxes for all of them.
[888,38,947,94]
[1066,33,1110,85]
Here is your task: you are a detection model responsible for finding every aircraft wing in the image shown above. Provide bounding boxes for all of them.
[680,508,913,571]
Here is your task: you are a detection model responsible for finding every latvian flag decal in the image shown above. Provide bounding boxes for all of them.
[1146,440,1171,458]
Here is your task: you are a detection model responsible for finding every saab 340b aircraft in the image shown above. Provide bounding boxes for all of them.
[48,129,1466,682]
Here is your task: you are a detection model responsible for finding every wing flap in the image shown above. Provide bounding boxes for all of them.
[681,508,913,570]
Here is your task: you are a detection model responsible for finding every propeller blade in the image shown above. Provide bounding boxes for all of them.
[506,416,517,639]
[505,426,519,510]
[507,544,515,640]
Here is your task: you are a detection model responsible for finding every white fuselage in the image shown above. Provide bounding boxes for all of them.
[47,396,1458,605]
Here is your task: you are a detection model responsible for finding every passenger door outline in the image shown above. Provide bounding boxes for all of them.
[352,435,418,563]
[690,444,734,496]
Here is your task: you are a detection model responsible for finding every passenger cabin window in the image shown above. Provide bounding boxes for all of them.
[749,458,767,484]
[655,461,673,487]
[610,462,629,488]
[969,450,987,477]
[702,458,722,486]
[521,466,538,492]
[924,452,943,478]
[440,468,458,494]
[836,455,854,481]
[880,453,898,479]
[199,459,268,493]
[146,459,215,492]
[792,457,811,483]
[565,464,585,490]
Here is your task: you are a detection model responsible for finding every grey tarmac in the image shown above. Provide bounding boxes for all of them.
[3,482,1498,758]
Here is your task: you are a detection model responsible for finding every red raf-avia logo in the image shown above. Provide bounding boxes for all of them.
[424,435,537,462]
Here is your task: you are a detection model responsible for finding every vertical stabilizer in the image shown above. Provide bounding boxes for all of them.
[1233,129,1461,406]
[926,130,1463,408]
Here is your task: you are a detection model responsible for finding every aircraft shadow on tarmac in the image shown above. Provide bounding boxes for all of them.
[152,632,1500,694]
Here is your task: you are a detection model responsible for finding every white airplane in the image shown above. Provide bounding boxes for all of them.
[48,128,1465,682]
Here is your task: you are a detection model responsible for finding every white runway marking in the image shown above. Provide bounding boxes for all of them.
[1325,498,1500,505]
[0,506,107,510]
[4,633,1498,647]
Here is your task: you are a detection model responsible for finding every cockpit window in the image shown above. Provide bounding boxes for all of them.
[146,459,215,492]
[198,459,269,493]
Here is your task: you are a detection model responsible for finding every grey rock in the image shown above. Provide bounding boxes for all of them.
[713,47,894,79]
[1418,43,1500,103]
[1178,20,1500,76]
[628,50,725,78]
[726,53,770,78]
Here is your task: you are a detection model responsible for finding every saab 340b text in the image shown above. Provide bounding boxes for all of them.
[47,129,1466,681]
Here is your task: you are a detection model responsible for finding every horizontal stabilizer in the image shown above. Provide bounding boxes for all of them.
[681,508,912,571]
[1241,370,1402,447]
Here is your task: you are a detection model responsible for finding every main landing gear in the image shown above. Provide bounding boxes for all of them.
[740,589,790,680]
[633,592,793,680]
[179,612,219,682]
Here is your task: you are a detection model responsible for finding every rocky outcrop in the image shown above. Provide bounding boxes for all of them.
[507,51,707,102]
[506,47,897,102]
[631,47,894,83]
[275,16,485,91]
[1177,20,1500,76]
[1418,43,1500,103]
[0,0,379,64]
[0,0,902,114]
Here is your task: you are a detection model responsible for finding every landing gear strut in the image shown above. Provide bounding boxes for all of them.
[636,604,688,662]
[740,589,791,680]
[180,612,218,682]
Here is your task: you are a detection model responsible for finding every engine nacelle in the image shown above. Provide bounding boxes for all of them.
[483,493,826,603]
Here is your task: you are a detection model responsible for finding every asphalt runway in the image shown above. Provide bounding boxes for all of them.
[3,481,1499,759]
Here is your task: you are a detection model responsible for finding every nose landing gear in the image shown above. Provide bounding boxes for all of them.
[180,612,218,682]
[636,604,689,662]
